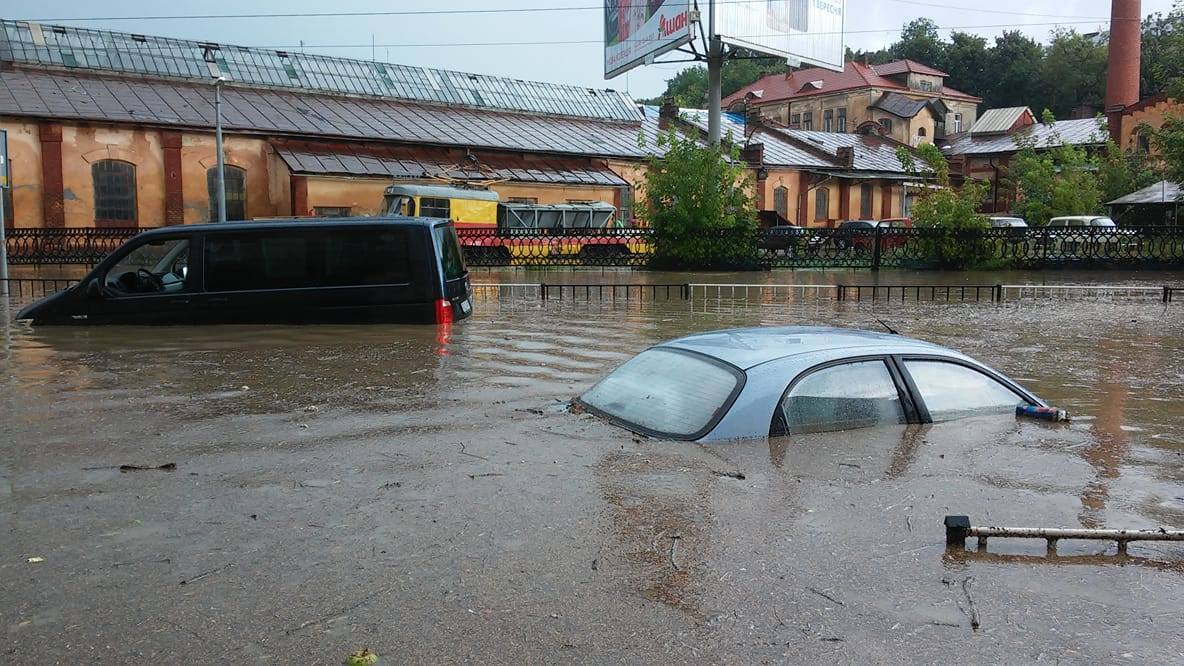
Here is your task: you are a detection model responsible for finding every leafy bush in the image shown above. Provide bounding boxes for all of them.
[638,129,759,270]
[897,144,991,267]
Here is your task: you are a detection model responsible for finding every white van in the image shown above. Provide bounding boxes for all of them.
[988,216,1028,228]
[1047,215,1117,228]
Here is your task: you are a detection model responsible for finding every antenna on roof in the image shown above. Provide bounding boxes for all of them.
[875,318,900,335]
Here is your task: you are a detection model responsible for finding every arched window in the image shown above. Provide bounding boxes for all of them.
[207,165,247,221]
[773,186,789,219]
[92,160,137,226]
[814,187,830,221]
[917,127,927,137]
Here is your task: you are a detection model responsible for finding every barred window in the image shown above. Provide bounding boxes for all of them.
[207,165,247,221]
[93,160,136,225]
[860,183,874,219]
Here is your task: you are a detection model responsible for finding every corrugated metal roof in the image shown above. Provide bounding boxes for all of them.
[871,59,948,78]
[941,118,1105,156]
[723,60,980,108]
[779,129,914,172]
[0,69,648,158]
[0,19,640,122]
[677,109,835,168]
[1107,180,1180,205]
[970,107,1031,134]
[274,143,627,186]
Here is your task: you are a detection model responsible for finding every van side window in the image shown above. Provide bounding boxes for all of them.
[104,237,190,295]
[420,198,450,219]
[205,229,412,291]
[433,225,466,281]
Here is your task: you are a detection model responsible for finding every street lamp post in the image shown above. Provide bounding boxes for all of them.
[213,76,228,223]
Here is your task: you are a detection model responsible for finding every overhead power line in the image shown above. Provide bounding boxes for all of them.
[21,0,1119,24]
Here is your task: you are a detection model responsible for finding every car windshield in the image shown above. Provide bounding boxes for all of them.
[1091,218,1117,227]
[579,348,741,438]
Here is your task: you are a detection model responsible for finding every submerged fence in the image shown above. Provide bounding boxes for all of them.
[6,225,1184,269]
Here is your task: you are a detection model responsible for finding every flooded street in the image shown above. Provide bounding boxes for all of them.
[3,270,1184,663]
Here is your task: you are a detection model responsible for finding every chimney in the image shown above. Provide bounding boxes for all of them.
[658,97,679,121]
[836,146,855,169]
[745,103,762,128]
[1105,0,1142,140]
[741,142,765,168]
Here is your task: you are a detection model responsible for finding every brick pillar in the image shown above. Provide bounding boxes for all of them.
[838,180,850,221]
[880,181,892,218]
[39,123,65,228]
[162,131,184,226]
[797,171,811,226]
[290,175,309,216]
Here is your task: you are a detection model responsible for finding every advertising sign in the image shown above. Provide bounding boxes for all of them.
[604,0,694,79]
[714,0,845,72]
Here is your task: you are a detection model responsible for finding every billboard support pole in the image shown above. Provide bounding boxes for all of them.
[706,0,722,144]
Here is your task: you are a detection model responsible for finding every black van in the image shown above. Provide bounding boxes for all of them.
[16,217,473,325]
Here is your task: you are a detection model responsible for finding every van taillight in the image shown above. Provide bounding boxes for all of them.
[435,298,454,324]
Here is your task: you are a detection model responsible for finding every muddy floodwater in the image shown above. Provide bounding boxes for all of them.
[2,269,1184,663]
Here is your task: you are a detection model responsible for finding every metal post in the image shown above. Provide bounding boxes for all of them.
[871,225,883,271]
[0,128,8,297]
[706,0,722,145]
[214,77,228,223]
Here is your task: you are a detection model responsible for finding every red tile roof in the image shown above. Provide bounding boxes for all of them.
[871,59,949,78]
[723,60,980,107]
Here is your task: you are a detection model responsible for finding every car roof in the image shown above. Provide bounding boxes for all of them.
[660,326,950,370]
[133,216,444,238]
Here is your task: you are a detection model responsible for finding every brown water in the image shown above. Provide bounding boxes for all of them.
[2,273,1184,663]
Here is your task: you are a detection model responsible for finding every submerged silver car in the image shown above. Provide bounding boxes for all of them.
[577,326,1045,441]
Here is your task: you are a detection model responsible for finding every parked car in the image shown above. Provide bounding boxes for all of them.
[814,220,876,252]
[988,216,1028,229]
[1044,215,1138,256]
[758,225,809,255]
[577,326,1045,441]
[16,217,473,325]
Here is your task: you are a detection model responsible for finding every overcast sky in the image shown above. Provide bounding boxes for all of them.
[13,0,1175,98]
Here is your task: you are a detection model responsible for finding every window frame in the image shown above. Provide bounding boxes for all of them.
[954,113,963,133]
[92,159,138,227]
[576,346,748,442]
[823,109,833,132]
[860,183,874,219]
[814,187,829,221]
[895,354,1042,422]
[837,108,847,132]
[207,165,247,221]
[802,111,813,131]
[97,233,197,298]
[768,353,1042,436]
[769,354,920,436]
[790,112,801,128]
[880,118,894,134]
[420,197,451,219]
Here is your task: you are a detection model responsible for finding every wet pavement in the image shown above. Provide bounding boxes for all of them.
[3,270,1184,663]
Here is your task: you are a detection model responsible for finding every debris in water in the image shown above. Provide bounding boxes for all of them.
[119,463,177,472]
[344,648,379,666]
[26,556,45,564]
[713,470,746,480]
[240,385,250,391]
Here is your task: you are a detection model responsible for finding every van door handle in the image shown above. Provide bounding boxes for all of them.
[168,298,191,305]
[208,297,230,304]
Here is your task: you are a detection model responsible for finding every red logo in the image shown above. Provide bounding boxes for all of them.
[659,12,688,38]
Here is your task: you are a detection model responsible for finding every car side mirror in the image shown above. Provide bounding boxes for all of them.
[85,279,102,298]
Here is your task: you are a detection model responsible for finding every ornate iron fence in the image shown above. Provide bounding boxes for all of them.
[4,227,140,265]
[5,225,1184,269]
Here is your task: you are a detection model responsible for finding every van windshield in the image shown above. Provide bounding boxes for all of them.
[433,225,467,281]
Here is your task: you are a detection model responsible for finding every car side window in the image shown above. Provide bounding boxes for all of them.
[903,360,1028,422]
[779,360,906,434]
[103,237,190,296]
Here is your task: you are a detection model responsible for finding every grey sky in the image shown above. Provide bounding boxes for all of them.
[14,0,1174,99]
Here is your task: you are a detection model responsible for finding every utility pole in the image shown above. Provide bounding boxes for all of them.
[213,76,228,223]
[706,0,722,144]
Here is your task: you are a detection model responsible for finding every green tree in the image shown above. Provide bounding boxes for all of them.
[1038,29,1108,117]
[984,31,1045,110]
[1150,114,1184,184]
[1006,112,1104,225]
[1142,6,1184,98]
[638,129,758,269]
[942,32,990,100]
[1097,138,1160,203]
[891,18,946,66]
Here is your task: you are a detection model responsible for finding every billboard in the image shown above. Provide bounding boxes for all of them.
[714,0,845,72]
[604,0,694,79]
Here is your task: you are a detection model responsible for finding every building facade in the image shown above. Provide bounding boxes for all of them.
[723,60,980,146]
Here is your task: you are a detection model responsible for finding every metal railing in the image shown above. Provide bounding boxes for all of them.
[0,277,80,304]
[5,227,140,265]
[6,225,1184,269]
